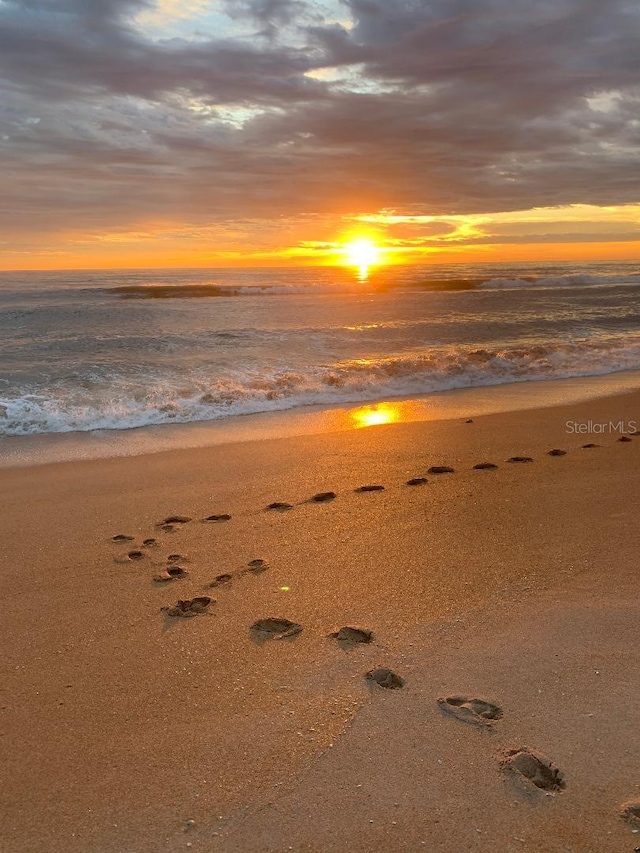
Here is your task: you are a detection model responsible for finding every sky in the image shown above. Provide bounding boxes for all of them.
[0,0,639,269]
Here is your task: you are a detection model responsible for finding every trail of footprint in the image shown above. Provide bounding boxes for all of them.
[134,440,596,589]
[501,748,565,792]
[437,696,502,725]
[142,446,563,541]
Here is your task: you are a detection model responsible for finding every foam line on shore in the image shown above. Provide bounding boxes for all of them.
[2,371,639,468]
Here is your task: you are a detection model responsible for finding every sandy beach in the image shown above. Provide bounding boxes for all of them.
[1,390,639,853]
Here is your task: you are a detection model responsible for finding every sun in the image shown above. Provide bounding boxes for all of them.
[342,238,382,278]
[344,238,380,268]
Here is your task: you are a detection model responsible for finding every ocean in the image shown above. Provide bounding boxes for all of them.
[1,260,640,439]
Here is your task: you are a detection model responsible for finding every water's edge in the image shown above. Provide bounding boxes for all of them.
[2,371,639,470]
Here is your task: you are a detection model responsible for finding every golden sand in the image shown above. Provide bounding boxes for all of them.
[1,391,639,852]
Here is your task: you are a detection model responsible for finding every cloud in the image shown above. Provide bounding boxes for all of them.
[0,0,639,261]
[137,0,212,27]
[0,0,324,102]
[223,0,309,27]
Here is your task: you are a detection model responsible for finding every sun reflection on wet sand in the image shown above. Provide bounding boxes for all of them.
[349,402,403,428]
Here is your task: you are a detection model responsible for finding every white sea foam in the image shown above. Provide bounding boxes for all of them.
[2,336,640,436]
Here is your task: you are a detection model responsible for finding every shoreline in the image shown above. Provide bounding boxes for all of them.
[2,369,640,469]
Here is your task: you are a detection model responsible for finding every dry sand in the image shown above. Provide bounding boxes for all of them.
[0,390,639,853]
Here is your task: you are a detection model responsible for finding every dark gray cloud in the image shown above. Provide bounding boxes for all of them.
[0,0,639,250]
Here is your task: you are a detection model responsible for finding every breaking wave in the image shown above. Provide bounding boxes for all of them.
[2,335,640,436]
[105,272,640,298]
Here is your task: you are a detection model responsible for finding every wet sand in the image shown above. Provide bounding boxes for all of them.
[0,390,639,852]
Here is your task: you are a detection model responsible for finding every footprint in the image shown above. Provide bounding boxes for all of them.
[159,515,192,525]
[165,566,189,579]
[163,597,213,618]
[355,485,385,493]
[266,502,293,511]
[127,550,146,561]
[250,617,302,639]
[501,748,565,792]
[167,553,190,564]
[142,538,158,547]
[245,559,269,574]
[582,443,600,449]
[465,418,474,423]
[547,449,567,456]
[507,456,533,463]
[618,435,632,442]
[365,668,405,689]
[159,524,175,533]
[473,462,498,470]
[620,800,640,828]
[111,534,134,542]
[203,513,232,522]
[437,696,503,725]
[310,492,337,503]
[329,626,374,645]
[406,477,428,486]
[206,573,234,587]
[154,566,189,583]
[428,466,454,474]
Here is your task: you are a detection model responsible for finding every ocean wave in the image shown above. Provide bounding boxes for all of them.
[2,336,640,436]
[478,273,640,290]
[108,281,364,298]
[105,272,640,298]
